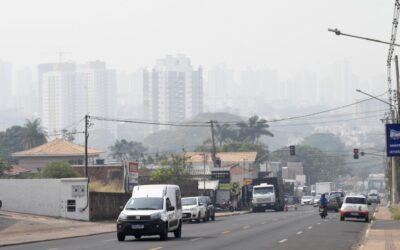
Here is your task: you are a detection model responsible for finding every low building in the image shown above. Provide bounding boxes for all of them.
[12,138,104,172]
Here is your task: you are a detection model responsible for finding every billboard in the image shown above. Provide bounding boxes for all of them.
[386,124,400,157]
[125,161,139,192]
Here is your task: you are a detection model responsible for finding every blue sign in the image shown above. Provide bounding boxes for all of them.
[386,124,400,156]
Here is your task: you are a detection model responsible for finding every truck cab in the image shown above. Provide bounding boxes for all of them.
[251,183,276,212]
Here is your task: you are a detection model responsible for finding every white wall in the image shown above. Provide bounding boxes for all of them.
[0,178,89,220]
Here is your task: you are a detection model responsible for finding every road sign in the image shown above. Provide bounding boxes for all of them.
[386,124,400,156]
[125,161,139,192]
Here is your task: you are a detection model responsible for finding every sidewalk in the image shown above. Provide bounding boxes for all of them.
[360,205,400,250]
[0,210,249,247]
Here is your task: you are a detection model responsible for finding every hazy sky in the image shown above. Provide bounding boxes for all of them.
[0,0,394,81]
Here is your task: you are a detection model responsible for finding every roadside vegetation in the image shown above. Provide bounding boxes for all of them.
[89,180,124,193]
[390,205,400,220]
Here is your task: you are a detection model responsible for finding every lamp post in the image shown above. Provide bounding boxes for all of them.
[356,89,398,204]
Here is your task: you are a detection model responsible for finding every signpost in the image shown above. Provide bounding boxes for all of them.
[124,161,139,192]
[386,124,400,156]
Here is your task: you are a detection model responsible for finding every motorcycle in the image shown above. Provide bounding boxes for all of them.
[319,205,327,219]
[221,201,234,212]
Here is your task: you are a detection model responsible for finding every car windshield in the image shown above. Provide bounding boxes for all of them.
[345,197,366,204]
[125,197,163,210]
[302,196,312,200]
[254,186,274,194]
[182,198,197,206]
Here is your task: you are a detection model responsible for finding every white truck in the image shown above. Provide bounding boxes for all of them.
[251,178,285,212]
[315,182,334,195]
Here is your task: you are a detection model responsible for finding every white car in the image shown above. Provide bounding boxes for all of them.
[301,196,313,205]
[340,195,370,223]
[182,197,207,223]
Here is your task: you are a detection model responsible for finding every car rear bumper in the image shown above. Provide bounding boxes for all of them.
[340,210,369,218]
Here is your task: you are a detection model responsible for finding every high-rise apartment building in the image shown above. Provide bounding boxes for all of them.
[38,61,116,137]
[0,60,13,111]
[143,54,203,132]
[15,67,38,116]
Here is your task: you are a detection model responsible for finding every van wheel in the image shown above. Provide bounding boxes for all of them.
[173,221,182,238]
[160,224,168,241]
[203,214,207,222]
[117,232,125,241]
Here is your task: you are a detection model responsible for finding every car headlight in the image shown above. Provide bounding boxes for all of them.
[150,212,162,220]
[118,212,128,221]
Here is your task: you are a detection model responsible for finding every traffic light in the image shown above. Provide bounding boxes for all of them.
[353,148,359,159]
[289,145,295,156]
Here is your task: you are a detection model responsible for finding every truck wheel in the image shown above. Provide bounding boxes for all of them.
[117,232,125,241]
[211,213,215,221]
[173,221,182,238]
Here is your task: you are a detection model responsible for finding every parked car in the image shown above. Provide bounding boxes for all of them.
[300,195,313,205]
[182,197,207,223]
[367,193,380,204]
[340,195,370,223]
[327,195,340,212]
[198,196,215,221]
[116,184,182,241]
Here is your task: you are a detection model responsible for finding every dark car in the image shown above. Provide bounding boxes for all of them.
[329,191,345,207]
[199,196,215,221]
[327,195,340,212]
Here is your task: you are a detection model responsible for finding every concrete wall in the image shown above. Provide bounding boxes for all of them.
[89,192,130,221]
[0,178,89,220]
[74,165,124,184]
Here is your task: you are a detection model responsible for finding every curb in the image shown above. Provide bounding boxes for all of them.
[0,229,116,248]
[215,211,250,217]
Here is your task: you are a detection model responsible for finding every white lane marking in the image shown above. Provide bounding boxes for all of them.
[308,226,312,229]
[147,247,163,250]
[296,231,302,235]
[47,248,59,250]
[279,239,288,243]
[260,222,266,225]
[317,222,321,225]
[243,225,250,229]
[222,230,231,234]
[189,237,202,242]
[102,239,114,242]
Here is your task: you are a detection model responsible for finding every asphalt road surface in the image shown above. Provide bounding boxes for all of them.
[2,206,369,250]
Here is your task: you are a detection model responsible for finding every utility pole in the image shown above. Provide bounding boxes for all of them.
[84,114,89,179]
[210,120,217,167]
[203,153,206,195]
[393,55,400,204]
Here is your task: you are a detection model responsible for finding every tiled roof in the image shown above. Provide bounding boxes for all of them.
[186,152,257,163]
[12,138,104,157]
[4,165,31,175]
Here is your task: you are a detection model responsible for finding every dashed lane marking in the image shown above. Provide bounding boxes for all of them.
[243,225,250,229]
[147,247,163,250]
[102,239,114,242]
[308,226,312,229]
[47,248,59,250]
[222,230,231,234]
[317,222,321,225]
[260,222,266,225]
[189,237,202,242]
[279,239,288,243]
[296,231,302,235]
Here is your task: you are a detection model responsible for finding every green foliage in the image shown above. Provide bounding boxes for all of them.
[302,133,346,153]
[109,139,147,162]
[0,161,9,177]
[21,119,47,150]
[235,115,273,142]
[36,161,79,179]
[271,145,351,184]
[150,154,190,184]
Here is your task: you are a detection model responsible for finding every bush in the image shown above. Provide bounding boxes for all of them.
[390,205,400,220]
[37,161,79,178]
[89,180,123,193]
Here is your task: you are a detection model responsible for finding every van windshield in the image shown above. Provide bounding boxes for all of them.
[254,187,274,194]
[125,197,163,210]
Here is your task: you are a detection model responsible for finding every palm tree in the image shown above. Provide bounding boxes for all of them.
[21,119,47,149]
[214,122,237,146]
[236,115,273,142]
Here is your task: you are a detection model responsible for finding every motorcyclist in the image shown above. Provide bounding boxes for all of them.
[319,193,328,217]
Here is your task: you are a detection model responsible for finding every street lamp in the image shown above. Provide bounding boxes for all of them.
[356,89,398,204]
[328,28,400,47]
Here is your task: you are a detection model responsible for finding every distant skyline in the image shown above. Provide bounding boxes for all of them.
[0,0,394,83]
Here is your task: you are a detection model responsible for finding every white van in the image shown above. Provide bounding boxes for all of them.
[116,184,182,241]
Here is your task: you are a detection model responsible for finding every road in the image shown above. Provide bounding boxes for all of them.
[2,206,368,250]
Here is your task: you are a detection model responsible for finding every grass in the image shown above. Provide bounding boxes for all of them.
[390,205,400,220]
[89,180,124,193]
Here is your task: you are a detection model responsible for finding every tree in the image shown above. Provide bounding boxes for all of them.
[236,115,274,143]
[109,139,147,162]
[0,161,9,177]
[21,119,47,150]
[0,126,25,163]
[37,161,79,178]
[302,133,346,153]
[149,154,190,184]
[61,128,76,142]
[271,145,351,184]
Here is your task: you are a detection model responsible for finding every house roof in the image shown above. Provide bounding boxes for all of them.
[186,152,257,163]
[4,165,31,176]
[12,138,104,157]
